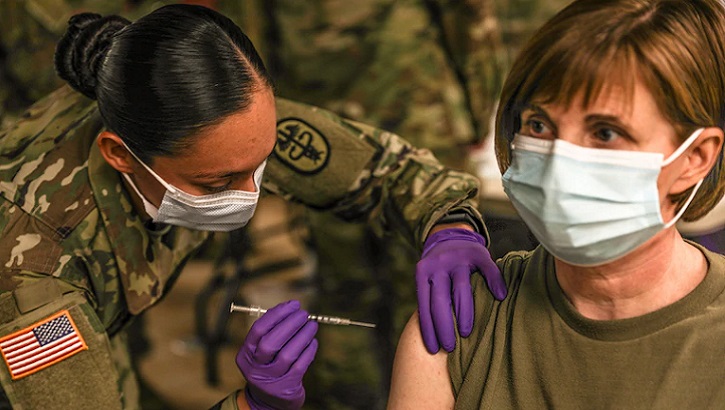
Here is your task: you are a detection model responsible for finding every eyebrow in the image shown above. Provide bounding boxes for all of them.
[190,170,243,180]
[583,114,633,133]
[523,103,633,135]
[522,103,559,132]
[189,145,276,180]
[523,103,550,118]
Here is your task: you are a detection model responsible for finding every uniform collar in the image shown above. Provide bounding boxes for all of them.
[87,141,209,314]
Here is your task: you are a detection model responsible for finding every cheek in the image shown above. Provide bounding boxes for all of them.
[656,162,685,203]
[134,169,168,206]
[229,178,257,193]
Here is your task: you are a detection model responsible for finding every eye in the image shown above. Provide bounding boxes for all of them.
[204,181,232,194]
[531,120,548,134]
[521,118,554,138]
[592,127,623,143]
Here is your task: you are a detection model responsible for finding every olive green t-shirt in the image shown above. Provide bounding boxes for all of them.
[449,242,725,409]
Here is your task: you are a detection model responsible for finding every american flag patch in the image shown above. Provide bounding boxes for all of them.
[0,310,87,380]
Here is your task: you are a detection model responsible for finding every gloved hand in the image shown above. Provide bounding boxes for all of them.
[416,228,507,353]
[236,300,319,410]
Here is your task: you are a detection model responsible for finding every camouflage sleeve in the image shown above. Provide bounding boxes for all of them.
[0,280,134,410]
[264,98,487,251]
[427,0,506,143]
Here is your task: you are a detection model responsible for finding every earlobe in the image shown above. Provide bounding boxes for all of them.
[97,131,135,174]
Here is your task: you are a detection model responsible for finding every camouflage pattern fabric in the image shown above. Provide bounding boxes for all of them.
[0,85,484,408]
[265,2,568,404]
[250,0,506,170]
[495,0,573,64]
[0,1,493,407]
[0,0,570,407]
[0,0,174,129]
[223,1,506,408]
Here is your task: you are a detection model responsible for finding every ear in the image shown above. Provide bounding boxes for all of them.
[670,127,724,194]
[97,131,135,174]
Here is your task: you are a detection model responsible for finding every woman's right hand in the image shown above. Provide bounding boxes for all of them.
[236,300,319,410]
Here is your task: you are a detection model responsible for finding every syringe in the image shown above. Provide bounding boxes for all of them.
[229,303,376,328]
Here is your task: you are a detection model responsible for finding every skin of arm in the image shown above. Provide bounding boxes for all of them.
[429,222,475,235]
[236,391,250,410]
[387,312,455,410]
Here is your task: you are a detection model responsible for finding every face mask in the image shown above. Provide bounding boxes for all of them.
[120,143,266,232]
[501,129,704,266]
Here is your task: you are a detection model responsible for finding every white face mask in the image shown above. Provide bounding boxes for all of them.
[501,129,704,266]
[120,143,266,232]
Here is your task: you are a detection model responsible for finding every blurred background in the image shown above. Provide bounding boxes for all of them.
[0,0,572,408]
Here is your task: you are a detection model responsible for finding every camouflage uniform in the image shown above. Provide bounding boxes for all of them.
[0,85,485,409]
[0,1,563,408]
[218,2,506,408]
[240,1,568,407]
[0,1,496,408]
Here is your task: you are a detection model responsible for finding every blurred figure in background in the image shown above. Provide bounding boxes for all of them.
[0,0,172,128]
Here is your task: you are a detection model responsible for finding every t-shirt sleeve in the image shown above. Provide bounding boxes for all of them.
[447,249,533,399]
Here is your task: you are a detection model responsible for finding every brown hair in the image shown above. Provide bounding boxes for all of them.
[495,0,725,220]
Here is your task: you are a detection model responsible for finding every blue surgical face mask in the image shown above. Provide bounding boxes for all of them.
[501,129,705,266]
[120,142,266,232]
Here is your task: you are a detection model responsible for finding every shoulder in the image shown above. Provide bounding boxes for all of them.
[1,86,102,217]
[465,248,539,305]
[450,246,545,380]
[697,241,725,270]
[0,87,105,274]
[267,98,379,207]
[1,86,100,163]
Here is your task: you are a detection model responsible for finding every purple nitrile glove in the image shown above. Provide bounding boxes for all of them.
[415,228,507,353]
[236,300,319,410]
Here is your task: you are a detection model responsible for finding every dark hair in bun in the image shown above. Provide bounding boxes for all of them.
[54,13,130,99]
[54,4,274,163]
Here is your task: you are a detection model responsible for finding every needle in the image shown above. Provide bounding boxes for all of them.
[229,303,377,328]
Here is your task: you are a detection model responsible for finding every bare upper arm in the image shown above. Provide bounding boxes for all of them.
[387,311,454,410]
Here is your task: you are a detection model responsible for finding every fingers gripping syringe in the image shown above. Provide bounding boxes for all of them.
[229,303,376,328]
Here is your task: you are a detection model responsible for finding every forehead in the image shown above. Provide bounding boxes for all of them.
[527,48,640,113]
[531,79,645,120]
[174,90,277,171]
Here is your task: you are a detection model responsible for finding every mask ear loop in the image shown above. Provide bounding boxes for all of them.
[121,172,159,219]
[120,140,179,194]
[664,179,703,229]
[662,128,706,228]
[112,140,162,219]
[662,128,705,167]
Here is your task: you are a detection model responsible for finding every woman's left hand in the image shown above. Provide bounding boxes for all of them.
[415,228,507,353]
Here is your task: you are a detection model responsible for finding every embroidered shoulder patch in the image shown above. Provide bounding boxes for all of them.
[0,310,88,380]
[275,118,330,174]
